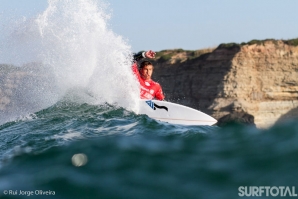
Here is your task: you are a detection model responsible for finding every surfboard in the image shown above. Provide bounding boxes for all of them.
[138,99,217,126]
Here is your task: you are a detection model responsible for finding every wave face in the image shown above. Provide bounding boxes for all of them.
[1,103,298,199]
[0,0,139,124]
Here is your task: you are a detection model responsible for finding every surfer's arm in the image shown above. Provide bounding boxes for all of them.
[133,50,156,61]
[155,84,165,101]
[132,62,139,75]
[133,51,146,61]
[155,92,165,101]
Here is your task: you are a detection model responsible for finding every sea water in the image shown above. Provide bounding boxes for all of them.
[0,1,298,199]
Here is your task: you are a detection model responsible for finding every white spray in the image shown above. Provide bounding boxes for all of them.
[0,0,140,124]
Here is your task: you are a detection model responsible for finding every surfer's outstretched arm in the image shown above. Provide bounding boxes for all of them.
[133,50,156,61]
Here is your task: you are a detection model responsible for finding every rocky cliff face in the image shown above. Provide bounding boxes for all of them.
[152,40,298,128]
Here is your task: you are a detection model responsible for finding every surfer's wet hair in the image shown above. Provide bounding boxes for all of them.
[140,61,153,69]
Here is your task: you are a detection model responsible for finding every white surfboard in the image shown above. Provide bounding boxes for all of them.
[138,99,217,126]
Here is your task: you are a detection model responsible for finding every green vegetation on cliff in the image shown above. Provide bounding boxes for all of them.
[155,48,215,63]
[218,43,241,49]
[219,38,298,49]
[284,38,298,46]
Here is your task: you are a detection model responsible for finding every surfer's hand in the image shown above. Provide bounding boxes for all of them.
[145,50,156,59]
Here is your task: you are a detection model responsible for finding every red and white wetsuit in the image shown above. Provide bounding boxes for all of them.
[132,62,165,100]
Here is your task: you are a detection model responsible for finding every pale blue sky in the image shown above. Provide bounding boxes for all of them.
[0,0,297,52]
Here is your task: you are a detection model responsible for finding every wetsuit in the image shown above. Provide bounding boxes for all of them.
[133,52,165,100]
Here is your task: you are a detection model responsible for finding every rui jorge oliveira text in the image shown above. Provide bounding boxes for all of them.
[3,190,55,196]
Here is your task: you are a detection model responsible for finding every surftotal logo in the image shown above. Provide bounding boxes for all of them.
[238,186,297,197]
[145,100,168,112]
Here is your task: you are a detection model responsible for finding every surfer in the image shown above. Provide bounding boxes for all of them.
[132,50,165,100]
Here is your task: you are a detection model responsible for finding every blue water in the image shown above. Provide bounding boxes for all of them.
[1,0,298,198]
[1,101,298,199]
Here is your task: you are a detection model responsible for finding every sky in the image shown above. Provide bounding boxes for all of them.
[0,0,298,52]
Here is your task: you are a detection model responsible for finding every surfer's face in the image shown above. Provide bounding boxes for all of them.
[140,65,153,80]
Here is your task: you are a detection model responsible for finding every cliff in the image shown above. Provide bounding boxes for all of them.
[151,39,298,128]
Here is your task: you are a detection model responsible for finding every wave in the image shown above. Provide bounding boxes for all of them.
[0,101,214,167]
[0,101,298,198]
[0,0,139,125]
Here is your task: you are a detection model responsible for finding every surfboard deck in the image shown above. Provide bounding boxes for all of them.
[138,100,217,126]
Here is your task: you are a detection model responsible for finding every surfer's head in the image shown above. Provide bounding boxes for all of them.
[139,61,153,80]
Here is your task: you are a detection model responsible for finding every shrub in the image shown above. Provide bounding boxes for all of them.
[284,38,298,46]
[218,43,241,49]
[159,54,173,62]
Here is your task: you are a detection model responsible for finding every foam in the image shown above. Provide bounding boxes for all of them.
[0,0,140,124]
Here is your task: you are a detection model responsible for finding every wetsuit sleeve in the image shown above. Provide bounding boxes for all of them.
[155,84,165,100]
[132,62,140,77]
[133,51,145,61]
